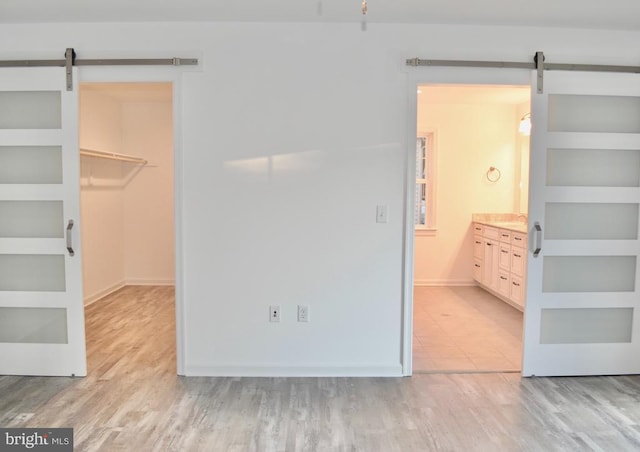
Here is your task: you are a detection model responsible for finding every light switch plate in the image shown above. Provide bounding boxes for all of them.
[376,205,388,223]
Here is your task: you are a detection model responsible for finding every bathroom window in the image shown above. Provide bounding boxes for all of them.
[415,133,436,232]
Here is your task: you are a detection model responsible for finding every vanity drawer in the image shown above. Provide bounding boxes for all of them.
[511,232,527,248]
[499,230,512,243]
[483,226,500,240]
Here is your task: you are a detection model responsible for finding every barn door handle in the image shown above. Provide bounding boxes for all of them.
[533,222,542,258]
[66,220,75,256]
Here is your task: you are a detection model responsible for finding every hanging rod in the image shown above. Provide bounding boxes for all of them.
[0,48,198,91]
[80,148,148,165]
[406,51,640,93]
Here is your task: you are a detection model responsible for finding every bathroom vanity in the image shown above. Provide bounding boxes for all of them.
[472,215,528,311]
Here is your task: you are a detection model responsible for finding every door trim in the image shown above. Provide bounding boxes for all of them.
[401,67,531,376]
[78,66,187,375]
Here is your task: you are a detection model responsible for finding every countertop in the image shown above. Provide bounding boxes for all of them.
[473,220,528,234]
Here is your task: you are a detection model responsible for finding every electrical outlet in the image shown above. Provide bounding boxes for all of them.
[297,305,309,322]
[269,305,280,322]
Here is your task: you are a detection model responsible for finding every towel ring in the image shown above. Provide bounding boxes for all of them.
[486,166,501,182]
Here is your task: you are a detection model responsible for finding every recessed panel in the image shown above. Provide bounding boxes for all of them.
[0,146,63,184]
[541,308,633,344]
[0,307,67,344]
[0,255,65,291]
[545,203,639,240]
[543,256,636,293]
[0,201,64,238]
[548,94,640,133]
[0,91,61,129]
[547,149,640,187]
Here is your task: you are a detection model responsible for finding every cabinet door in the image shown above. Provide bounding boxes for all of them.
[473,236,484,260]
[499,243,511,271]
[482,239,494,286]
[511,247,526,276]
[498,270,511,298]
[489,240,500,290]
[473,259,482,282]
[511,275,525,309]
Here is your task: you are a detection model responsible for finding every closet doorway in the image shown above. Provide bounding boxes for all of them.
[79,82,176,374]
[412,84,530,373]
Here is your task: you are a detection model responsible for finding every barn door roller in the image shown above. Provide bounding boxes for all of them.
[0,47,199,91]
[406,51,640,94]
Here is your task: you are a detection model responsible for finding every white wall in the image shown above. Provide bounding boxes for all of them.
[122,101,175,284]
[516,101,531,214]
[79,90,126,303]
[3,21,638,375]
[414,98,521,286]
[80,89,174,303]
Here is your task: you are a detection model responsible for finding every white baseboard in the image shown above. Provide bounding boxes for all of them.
[84,280,126,306]
[184,364,403,377]
[125,278,175,286]
[84,279,175,305]
[413,279,476,287]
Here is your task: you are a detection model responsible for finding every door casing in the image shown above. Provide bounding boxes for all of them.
[402,68,532,376]
[79,65,187,375]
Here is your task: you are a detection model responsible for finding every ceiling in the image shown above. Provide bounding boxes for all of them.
[0,0,639,31]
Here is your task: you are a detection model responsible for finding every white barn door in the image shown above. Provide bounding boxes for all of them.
[0,68,86,376]
[523,70,640,376]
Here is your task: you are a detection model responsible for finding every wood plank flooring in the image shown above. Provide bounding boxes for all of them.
[413,286,523,373]
[2,286,640,451]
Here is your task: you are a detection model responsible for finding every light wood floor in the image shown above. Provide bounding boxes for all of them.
[3,286,640,451]
[413,286,523,373]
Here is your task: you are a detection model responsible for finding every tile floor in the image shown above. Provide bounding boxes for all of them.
[413,286,523,373]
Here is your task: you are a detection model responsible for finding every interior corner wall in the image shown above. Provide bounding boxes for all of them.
[80,91,175,304]
[414,101,519,286]
[79,90,126,303]
[122,101,175,285]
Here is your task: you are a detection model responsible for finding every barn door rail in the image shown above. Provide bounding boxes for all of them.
[406,51,640,93]
[0,48,198,91]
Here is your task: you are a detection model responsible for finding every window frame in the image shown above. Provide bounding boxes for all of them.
[415,131,437,235]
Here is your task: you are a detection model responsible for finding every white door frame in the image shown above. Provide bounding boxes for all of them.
[401,67,532,376]
[78,65,189,375]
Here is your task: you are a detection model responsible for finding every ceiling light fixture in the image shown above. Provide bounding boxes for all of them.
[362,0,367,15]
[519,113,531,136]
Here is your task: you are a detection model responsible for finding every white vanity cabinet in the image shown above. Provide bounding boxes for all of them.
[472,222,527,311]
